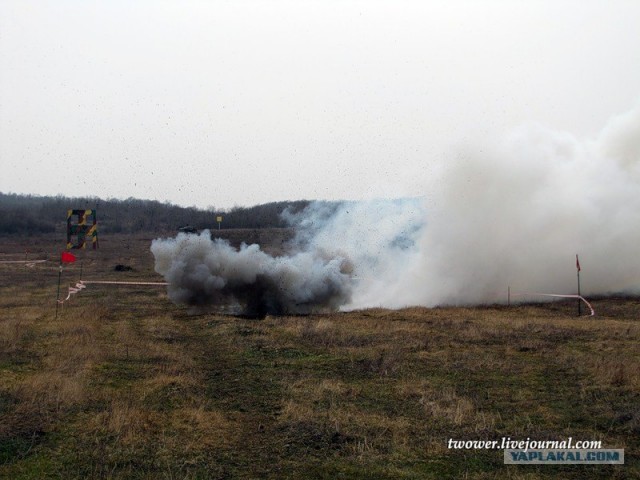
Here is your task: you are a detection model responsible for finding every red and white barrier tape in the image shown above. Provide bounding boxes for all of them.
[80,280,169,286]
[57,280,168,304]
[510,292,595,316]
[0,259,48,268]
[63,282,87,301]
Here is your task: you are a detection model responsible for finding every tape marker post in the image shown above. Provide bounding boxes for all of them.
[510,292,595,316]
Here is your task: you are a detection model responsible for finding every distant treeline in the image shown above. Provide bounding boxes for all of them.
[0,192,312,235]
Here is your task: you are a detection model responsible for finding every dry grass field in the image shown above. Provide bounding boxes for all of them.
[0,233,638,479]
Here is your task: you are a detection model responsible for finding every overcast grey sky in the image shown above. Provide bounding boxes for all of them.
[1,0,639,209]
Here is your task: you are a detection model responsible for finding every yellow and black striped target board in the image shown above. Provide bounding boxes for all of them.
[67,209,98,250]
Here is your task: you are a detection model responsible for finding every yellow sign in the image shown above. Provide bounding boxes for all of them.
[216,216,223,223]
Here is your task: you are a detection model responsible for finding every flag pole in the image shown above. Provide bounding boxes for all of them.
[576,254,581,317]
[56,251,76,319]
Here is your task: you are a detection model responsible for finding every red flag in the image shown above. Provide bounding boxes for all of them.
[576,254,581,272]
[61,251,76,264]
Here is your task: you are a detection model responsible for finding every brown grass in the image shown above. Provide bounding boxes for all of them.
[0,234,638,479]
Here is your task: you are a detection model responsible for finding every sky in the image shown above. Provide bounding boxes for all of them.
[1,0,639,210]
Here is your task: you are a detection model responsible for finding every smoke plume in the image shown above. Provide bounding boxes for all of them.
[406,102,640,305]
[152,102,640,312]
[150,233,352,315]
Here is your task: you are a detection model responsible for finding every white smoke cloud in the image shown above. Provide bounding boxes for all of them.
[284,198,427,309]
[402,101,640,305]
[152,102,640,312]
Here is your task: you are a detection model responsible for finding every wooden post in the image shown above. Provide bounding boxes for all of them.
[55,264,62,319]
[576,254,582,317]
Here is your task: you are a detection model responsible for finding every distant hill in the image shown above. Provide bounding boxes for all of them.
[0,192,312,235]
